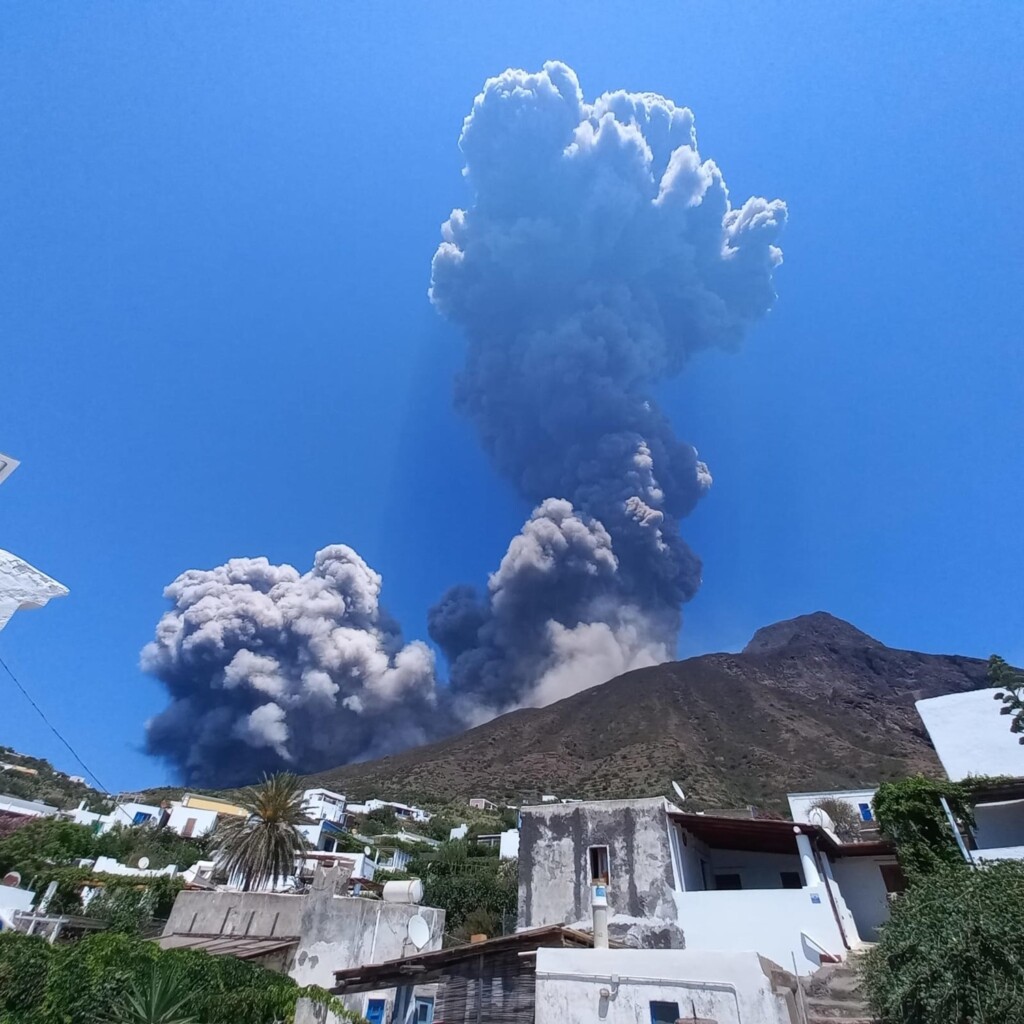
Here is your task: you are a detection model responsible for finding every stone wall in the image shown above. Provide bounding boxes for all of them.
[518,797,683,948]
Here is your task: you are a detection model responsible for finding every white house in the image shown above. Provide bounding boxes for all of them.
[786,789,879,831]
[164,793,249,839]
[534,947,800,1024]
[70,799,166,835]
[917,687,1024,861]
[0,794,57,819]
[519,796,901,973]
[302,787,346,824]
[349,799,431,824]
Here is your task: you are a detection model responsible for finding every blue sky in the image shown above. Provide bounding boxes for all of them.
[2,3,1021,790]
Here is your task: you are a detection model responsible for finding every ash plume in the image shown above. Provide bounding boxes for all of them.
[142,546,438,786]
[142,62,786,784]
[428,62,786,715]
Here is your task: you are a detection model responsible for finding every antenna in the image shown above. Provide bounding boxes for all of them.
[137,857,150,870]
[2,871,21,888]
[671,781,686,803]
[364,846,372,857]
[407,913,430,950]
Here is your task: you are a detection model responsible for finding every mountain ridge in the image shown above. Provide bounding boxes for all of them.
[307,613,991,810]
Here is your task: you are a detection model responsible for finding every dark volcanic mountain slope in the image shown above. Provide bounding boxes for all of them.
[308,613,989,810]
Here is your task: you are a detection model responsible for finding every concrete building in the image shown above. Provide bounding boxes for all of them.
[331,925,604,1024]
[70,799,167,835]
[518,797,898,972]
[303,788,346,824]
[165,793,248,839]
[917,687,1024,861]
[347,799,431,824]
[786,788,879,831]
[534,947,800,1024]
[0,794,57,819]
[468,797,497,811]
[161,865,444,1012]
[475,828,520,860]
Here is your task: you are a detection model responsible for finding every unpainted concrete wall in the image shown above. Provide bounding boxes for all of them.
[519,797,683,948]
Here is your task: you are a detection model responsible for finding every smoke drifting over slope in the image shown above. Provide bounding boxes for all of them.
[427,62,786,716]
[143,547,437,785]
[143,62,785,784]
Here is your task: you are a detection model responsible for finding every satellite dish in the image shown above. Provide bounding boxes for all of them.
[671,781,686,803]
[137,857,150,870]
[407,913,430,950]
[2,871,21,888]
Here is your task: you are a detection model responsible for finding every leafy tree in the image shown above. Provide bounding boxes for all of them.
[808,797,861,842]
[872,776,974,877]
[213,772,309,891]
[407,841,517,934]
[864,860,1024,1024]
[989,654,1024,742]
[0,930,364,1024]
[97,824,208,872]
[0,818,98,876]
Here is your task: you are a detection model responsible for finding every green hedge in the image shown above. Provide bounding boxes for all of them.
[0,931,363,1024]
[864,860,1024,1024]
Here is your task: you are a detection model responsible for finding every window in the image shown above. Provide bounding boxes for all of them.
[858,802,873,822]
[880,863,908,894]
[364,999,385,1024]
[182,817,197,838]
[414,997,434,1023]
[132,811,152,825]
[780,871,802,889]
[714,872,742,890]
[650,1001,680,1024]
[588,845,610,883]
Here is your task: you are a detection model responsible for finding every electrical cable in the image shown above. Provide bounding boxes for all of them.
[0,650,111,795]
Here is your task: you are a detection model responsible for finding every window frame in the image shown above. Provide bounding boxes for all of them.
[588,844,610,884]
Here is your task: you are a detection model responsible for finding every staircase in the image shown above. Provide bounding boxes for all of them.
[799,956,875,1024]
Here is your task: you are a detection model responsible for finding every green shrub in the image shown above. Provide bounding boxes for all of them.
[864,860,1024,1024]
[872,776,974,877]
[0,931,363,1024]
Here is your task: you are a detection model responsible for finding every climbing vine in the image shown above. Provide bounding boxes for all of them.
[872,775,974,877]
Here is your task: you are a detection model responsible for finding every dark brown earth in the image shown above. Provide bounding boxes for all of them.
[307,613,990,811]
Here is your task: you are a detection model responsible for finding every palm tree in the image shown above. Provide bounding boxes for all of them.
[214,772,309,891]
[110,967,196,1024]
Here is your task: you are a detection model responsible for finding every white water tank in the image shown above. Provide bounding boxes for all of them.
[381,879,424,904]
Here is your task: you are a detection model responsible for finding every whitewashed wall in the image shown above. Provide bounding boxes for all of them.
[830,857,892,942]
[787,790,877,825]
[535,947,798,1024]
[671,884,845,974]
[916,689,1024,780]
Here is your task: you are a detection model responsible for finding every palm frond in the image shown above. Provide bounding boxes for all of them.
[214,772,310,891]
[109,966,197,1024]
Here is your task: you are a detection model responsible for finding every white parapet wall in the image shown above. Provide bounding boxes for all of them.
[916,689,1024,780]
[535,947,799,1024]
[671,884,848,975]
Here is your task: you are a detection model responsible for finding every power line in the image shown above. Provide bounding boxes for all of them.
[0,650,111,795]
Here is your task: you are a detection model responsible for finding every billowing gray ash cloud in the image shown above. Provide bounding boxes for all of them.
[142,547,438,786]
[427,62,786,718]
[142,62,785,784]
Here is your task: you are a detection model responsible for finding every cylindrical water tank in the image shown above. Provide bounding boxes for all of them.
[381,879,424,904]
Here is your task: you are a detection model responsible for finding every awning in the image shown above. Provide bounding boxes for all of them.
[157,933,299,960]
